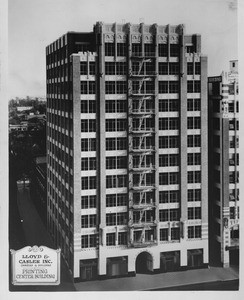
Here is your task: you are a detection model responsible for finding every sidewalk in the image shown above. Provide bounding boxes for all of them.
[74,265,239,291]
[10,185,75,291]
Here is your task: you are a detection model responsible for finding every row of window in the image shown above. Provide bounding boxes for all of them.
[159,171,201,185]
[106,194,127,207]
[158,153,201,167]
[106,156,127,169]
[81,195,96,209]
[106,137,127,150]
[104,43,180,57]
[80,135,201,152]
[105,100,127,113]
[80,62,96,75]
[80,189,201,208]
[159,207,201,222]
[80,117,201,132]
[80,207,201,229]
[159,189,201,203]
[81,157,96,170]
[81,225,201,248]
[106,212,127,226]
[80,98,201,114]
[80,80,201,95]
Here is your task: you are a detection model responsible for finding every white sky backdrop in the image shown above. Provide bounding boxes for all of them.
[8,0,238,98]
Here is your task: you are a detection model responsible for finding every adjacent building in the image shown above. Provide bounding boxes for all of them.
[208,60,239,267]
[46,22,209,281]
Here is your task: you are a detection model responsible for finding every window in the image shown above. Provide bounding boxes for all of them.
[81,234,97,248]
[116,81,127,94]
[187,189,201,202]
[187,63,194,75]
[106,212,127,226]
[106,137,127,150]
[158,44,168,57]
[106,156,127,169]
[106,100,116,113]
[160,228,168,241]
[81,138,96,152]
[187,153,201,165]
[81,195,96,209]
[117,212,127,225]
[170,44,179,57]
[89,62,96,75]
[171,228,180,240]
[105,62,115,75]
[106,194,116,207]
[159,209,180,222]
[159,172,179,185]
[105,43,115,56]
[159,118,179,130]
[195,62,201,75]
[106,233,116,246]
[105,81,116,94]
[145,44,155,57]
[117,194,127,206]
[159,210,168,222]
[117,137,127,150]
[106,175,127,188]
[118,232,127,245]
[81,215,97,228]
[187,81,201,93]
[187,117,201,129]
[117,119,127,131]
[81,176,96,190]
[169,81,179,93]
[117,43,126,56]
[117,62,127,75]
[229,102,234,113]
[106,119,116,132]
[194,81,201,92]
[159,81,168,93]
[81,100,96,114]
[81,81,88,94]
[169,63,179,75]
[159,63,168,75]
[188,207,201,220]
[145,61,155,75]
[187,171,201,183]
[159,154,179,167]
[88,100,96,113]
[89,81,96,94]
[159,191,179,203]
[80,62,87,75]
[230,207,235,219]
[187,135,201,147]
[188,226,201,239]
[187,99,201,111]
[81,119,96,132]
[159,136,179,148]
[81,158,89,170]
[132,43,141,56]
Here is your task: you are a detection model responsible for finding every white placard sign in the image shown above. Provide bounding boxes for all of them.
[10,245,61,285]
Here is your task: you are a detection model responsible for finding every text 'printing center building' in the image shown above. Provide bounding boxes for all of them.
[46,22,208,281]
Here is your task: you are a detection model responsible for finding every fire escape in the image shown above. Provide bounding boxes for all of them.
[127,45,157,248]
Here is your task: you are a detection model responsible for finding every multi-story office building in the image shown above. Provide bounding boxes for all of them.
[208,60,239,267]
[46,22,208,281]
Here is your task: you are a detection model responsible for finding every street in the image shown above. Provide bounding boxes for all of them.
[9,184,75,291]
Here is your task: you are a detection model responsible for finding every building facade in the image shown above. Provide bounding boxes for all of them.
[208,60,239,268]
[46,22,209,281]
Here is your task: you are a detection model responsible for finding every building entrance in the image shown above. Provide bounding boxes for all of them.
[135,251,153,274]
